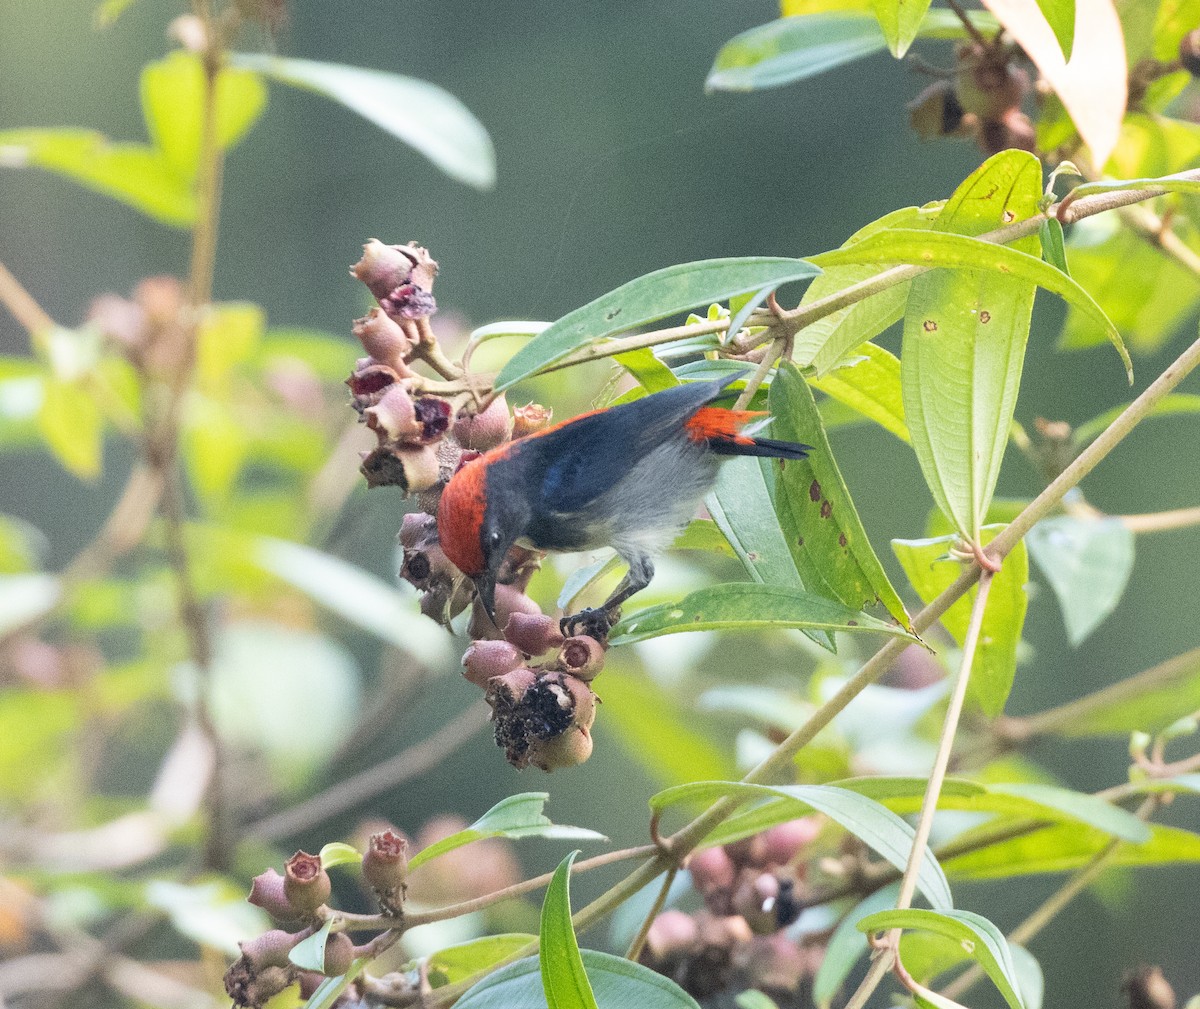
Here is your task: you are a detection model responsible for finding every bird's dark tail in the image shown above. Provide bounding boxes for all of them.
[708,436,811,460]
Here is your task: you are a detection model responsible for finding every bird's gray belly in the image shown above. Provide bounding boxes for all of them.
[527,440,720,558]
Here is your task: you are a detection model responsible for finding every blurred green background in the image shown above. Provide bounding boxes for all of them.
[2,1,1198,1004]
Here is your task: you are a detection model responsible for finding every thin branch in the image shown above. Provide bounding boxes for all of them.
[732,336,784,411]
[944,0,991,49]
[938,795,1160,1003]
[244,704,490,841]
[847,571,994,1008]
[335,843,659,934]
[1120,504,1200,534]
[1003,645,1200,744]
[0,258,55,335]
[626,866,678,962]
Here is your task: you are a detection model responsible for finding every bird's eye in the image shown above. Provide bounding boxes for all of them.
[489,531,503,546]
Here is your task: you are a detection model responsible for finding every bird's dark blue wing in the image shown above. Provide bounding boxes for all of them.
[529,378,733,513]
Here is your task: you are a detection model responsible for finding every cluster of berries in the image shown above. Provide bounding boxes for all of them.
[642,819,824,1003]
[908,41,1035,156]
[346,240,457,495]
[225,816,522,1007]
[225,831,408,1007]
[346,241,610,770]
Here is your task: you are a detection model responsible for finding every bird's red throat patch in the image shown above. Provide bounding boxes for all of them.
[437,457,488,577]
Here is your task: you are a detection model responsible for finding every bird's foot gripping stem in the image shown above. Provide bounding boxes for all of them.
[560,606,619,642]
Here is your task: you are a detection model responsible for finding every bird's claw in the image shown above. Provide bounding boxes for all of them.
[560,606,619,642]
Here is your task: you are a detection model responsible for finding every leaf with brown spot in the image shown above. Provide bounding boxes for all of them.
[760,363,912,631]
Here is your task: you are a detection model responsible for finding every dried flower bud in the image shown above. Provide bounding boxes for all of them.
[364,385,420,444]
[746,932,813,992]
[225,961,294,1008]
[977,107,1037,156]
[400,541,459,589]
[1182,29,1200,76]
[353,308,417,372]
[642,910,699,970]
[247,868,300,924]
[362,828,409,913]
[1123,965,1176,1009]
[954,44,1028,120]
[347,362,405,412]
[381,284,438,321]
[284,851,331,915]
[462,640,527,688]
[695,910,754,950]
[413,397,453,443]
[87,293,146,352]
[486,670,596,770]
[907,80,967,141]
[512,401,553,438]
[733,873,780,935]
[399,512,438,550]
[468,584,542,640]
[453,394,513,450]
[503,611,564,656]
[296,972,326,999]
[238,929,300,972]
[688,846,736,915]
[321,932,354,977]
[552,635,606,681]
[761,818,820,868]
[352,240,416,301]
[724,832,769,870]
[360,443,441,492]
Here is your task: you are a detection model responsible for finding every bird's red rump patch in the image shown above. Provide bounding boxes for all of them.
[685,407,766,446]
[437,456,489,576]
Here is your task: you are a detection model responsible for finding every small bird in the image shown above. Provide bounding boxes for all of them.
[437,375,811,638]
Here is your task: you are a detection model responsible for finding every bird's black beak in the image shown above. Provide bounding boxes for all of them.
[474,572,498,626]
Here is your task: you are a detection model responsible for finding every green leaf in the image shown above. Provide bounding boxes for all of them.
[814,886,900,1008]
[94,0,139,27]
[428,935,538,988]
[765,363,912,628]
[608,583,918,646]
[1010,944,1045,1009]
[231,53,495,189]
[1038,218,1069,274]
[0,573,61,636]
[141,52,266,183]
[985,782,1150,843]
[1060,219,1200,357]
[599,670,738,787]
[0,128,195,226]
[943,822,1200,879]
[304,959,369,1009]
[872,0,933,57]
[1034,0,1076,61]
[650,781,953,909]
[37,377,103,479]
[706,9,999,91]
[616,348,679,395]
[144,879,269,958]
[736,992,781,1009]
[408,794,604,872]
[809,342,909,442]
[206,622,362,786]
[671,519,736,556]
[1073,392,1200,446]
[892,525,1029,716]
[857,908,1025,1009]
[540,852,598,1009]
[254,537,453,667]
[792,205,936,376]
[1026,516,1135,646]
[457,952,700,1009]
[319,842,362,868]
[493,258,821,391]
[289,920,332,972]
